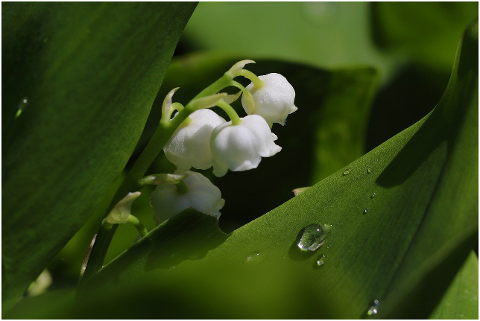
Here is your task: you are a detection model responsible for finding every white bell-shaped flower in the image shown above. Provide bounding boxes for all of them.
[150,171,225,224]
[164,109,226,172]
[210,114,282,177]
[241,73,297,126]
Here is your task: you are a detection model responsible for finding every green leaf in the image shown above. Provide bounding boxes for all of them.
[371,2,478,71]
[182,3,395,78]
[2,2,196,303]
[63,19,477,318]
[429,251,478,319]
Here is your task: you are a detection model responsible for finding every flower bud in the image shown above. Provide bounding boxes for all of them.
[241,73,297,126]
[210,114,282,177]
[105,192,141,224]
[150,171,225,224]
[164,109,226,172]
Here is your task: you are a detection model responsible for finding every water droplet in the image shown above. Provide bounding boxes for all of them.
[16,97,28,118]
[367,168,372,174]
[315,254,327,267]
[297,224,331,251]
[370,192,376,199]
[367,299,380,316]
[342,169,350,176]
[245,251,262,265]
[363,208,369,214]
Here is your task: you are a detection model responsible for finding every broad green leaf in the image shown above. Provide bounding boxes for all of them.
[2,2,196,303]
[429,251,478,319]
[182,3,395,79]
[371,2,478,71]
[71,19,476,318]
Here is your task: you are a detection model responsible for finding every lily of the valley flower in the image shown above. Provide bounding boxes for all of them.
[210,114,282,177]
[150,171,225,224]
[241,73,297,126]
[164,109,226,172]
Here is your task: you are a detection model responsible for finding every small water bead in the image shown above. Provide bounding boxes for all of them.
[370,192,376,199]
[367,299,380,316]
[244,251,262,265]
[367,168,372,174]
[316,254,327,267]
[363,208,369,214]
[297,224,331,251]
[342,169,350,176]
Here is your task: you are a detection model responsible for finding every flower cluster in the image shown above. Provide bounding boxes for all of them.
[150,60,297,223]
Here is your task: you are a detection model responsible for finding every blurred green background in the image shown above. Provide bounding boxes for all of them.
[4,2,477,318]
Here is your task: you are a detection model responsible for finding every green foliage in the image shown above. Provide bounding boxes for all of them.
[2,2,478,319]
[183,3,394,77]
[6,17,477,320]
[430,251,478,319]
[182,2,477,80]
[2,2,196,302]
[84,20,478,318]
[371,2,478,70]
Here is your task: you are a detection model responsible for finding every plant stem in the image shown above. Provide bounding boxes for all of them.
[127,214,149,237]
[217,100,241,125]
[239,69,263,89]
[192,74,233,100]
[77,219,112,286]
[80,73,235,285]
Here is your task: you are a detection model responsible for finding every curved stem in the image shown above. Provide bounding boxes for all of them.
[239,69,263,89]
[192,74,233,100]
[217,100,241,125]
[80,111,191,285]
[80,71,238,288]
[231,81,256,114]
[127,214,148,237]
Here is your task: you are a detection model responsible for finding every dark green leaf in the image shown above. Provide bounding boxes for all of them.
[371,2,478,70]
[2,2,196,302]
[429,251,478,319]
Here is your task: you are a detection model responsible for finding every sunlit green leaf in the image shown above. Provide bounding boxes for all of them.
[182,3,394,78]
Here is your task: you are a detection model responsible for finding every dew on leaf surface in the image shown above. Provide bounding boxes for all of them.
[297,224,331,251]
